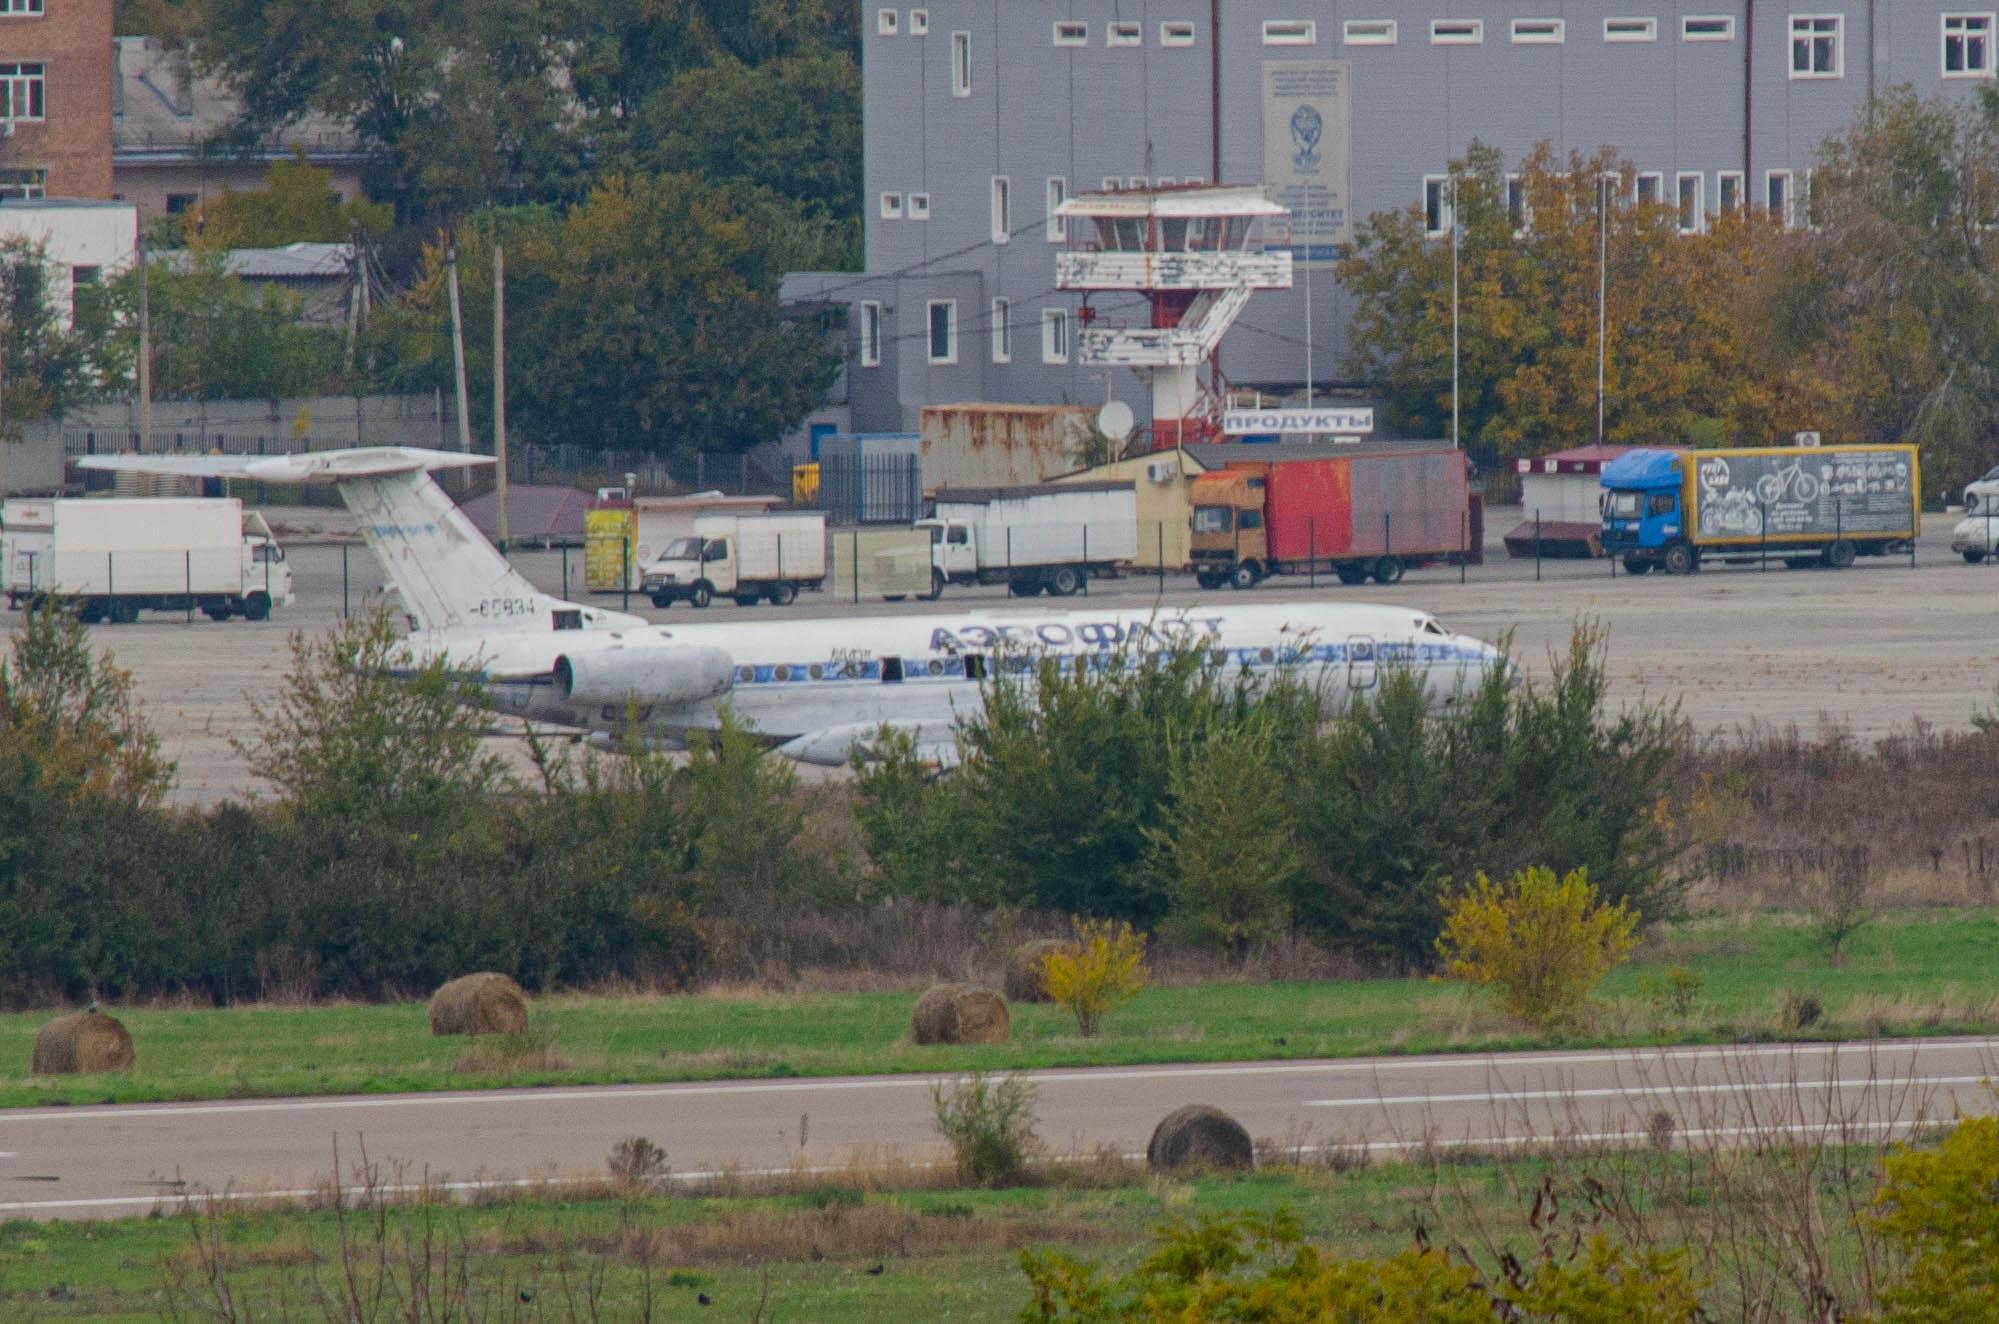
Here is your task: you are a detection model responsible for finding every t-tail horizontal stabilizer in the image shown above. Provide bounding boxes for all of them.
[75,447,570,635]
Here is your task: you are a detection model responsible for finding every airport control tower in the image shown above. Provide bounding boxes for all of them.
[1054,186,1292,450]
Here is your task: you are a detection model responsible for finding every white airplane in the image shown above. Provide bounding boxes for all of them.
[77,448,1509,764]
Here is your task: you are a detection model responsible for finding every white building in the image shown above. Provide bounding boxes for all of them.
[0,197,135,327]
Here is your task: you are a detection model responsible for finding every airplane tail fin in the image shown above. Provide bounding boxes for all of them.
[76,448,556,633]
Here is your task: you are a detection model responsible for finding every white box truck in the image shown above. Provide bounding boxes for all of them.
[641,512,827,608]
[921,483,1139,598]
[1,497,295,623]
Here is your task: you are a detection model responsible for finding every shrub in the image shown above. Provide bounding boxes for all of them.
[1020,1208,1704,1322]
[931,1071,1038,1188]
[1042,918,1148,1037]
[1873,1113,1999,1323]
[1436,865,1638,1030]
[606,1135,668,1188]
[1636,965,1703,1020]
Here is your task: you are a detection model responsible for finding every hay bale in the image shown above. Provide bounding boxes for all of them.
[31,1011,135,1075]
[428,972,529,1037]
[911,984,1011,1045]
[1146,1105,1255,1174]
[1003,938,1075,1004]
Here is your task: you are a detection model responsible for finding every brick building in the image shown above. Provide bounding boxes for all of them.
[0,0,113,200]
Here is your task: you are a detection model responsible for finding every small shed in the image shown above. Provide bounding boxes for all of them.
[1055,447,1208,569]
[1506,444,1656,558]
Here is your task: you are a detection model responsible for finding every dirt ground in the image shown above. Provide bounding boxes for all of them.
[31,509,1995,805]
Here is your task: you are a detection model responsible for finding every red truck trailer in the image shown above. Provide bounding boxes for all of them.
[1189,448,1472,588]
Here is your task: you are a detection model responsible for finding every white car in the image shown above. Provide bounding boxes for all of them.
[1954,466,1999,563]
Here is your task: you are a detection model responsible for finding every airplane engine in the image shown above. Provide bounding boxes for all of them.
[554,642,735,708]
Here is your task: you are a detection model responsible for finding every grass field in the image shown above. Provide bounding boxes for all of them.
[0,1162,1616,1322]
[0,908,1992,1110]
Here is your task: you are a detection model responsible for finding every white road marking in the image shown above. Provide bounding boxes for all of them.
[1305,1074,1993,1109]
[0,1038,1987,1124]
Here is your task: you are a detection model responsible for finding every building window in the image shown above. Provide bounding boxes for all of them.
[860,302,882,367]
[1263,20,1316,46]
[879,191,903,220]
[876,8,898,36]
[1683,15,1736,41]
[1676,173,1704,232]
[1604,17,1659,42]
[1636,172,1663,206]
[1802,169,1820,227]
[907,193,930,220]
[1512,18,1565,44]
[1790,15,1842,78]
[927,300,957,365]
[1107,21,1141,46]
[1042,309,1070,363]
[990,176,1010,244]
[0,63,44,121]
[1945,14,1994,76]
[990,297,1011,363]
[1766,170,1793,226]
[1053,20,1087,46]
[0,167,45,200]
[1718,171,1744,213]
[1161,21,1197,47]
[1344,19,1397,45]
[1102,175,1122,191]
[951,31,971,95]
[1046,176,1067,242]
[0,0,45,13]
[1423,175,1454,236]
[1431,19,1483,45]
[1506,174,1528,232]
[909,9,928,36]
[165,191,198,214]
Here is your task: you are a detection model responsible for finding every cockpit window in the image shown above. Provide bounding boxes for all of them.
[1418,617,1449,636]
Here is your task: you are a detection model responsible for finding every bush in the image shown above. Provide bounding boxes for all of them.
[1436,865,1638,1030]
[1021,1208,1704,1322]
[1873,1113,1999,1323]
[931,1071,1038,1188]
[1042,918,1147,1037]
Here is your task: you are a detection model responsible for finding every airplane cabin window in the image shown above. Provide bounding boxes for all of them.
[881,657,905,683]
[552,609,583,630]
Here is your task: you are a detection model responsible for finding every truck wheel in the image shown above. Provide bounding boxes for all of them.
[1335,564,1368,586]
[1371,556,1404,586]
[1822,539,1857,570]
[924,569,945,601]
[651,594,674,608]
[689,582,714,609]
[768,582,798,606]
[1662,542,1697,575]
[1229,562,1259,591]
[203,606,232,621]
[1965,549,1988,565]
[1621,556,1652,575]
[1049,566,1082,597]
[240,592,271,622]
[110,599,142,625]
[1195,571,1222,590]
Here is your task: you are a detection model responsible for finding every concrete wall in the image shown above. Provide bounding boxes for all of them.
[58,392,452,458]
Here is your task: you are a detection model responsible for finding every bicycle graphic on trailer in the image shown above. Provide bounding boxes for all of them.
[1755,458,1822,506]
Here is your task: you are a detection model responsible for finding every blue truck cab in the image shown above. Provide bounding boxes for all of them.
[1598,449,1688,574]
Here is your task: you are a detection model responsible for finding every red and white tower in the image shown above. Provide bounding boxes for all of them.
[1054,186,1292,449]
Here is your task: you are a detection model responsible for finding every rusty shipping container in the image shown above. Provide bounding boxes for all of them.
[920,404,1093,491]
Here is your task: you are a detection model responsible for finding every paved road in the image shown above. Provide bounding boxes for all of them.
[2,1037,1990,1219]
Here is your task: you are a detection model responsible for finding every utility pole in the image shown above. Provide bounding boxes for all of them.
[445,242,473,490]
[137,232,152,453]
[1597,173,1609,445]
[343,230,361,375]
[492,241,509,549]
[1450,173,1460,450]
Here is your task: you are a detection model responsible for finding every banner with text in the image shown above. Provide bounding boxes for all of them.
[1223,407,1375,436]
[1262,61,1352,266]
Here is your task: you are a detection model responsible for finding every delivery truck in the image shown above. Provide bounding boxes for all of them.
[919,483,1139,598]
[1188,449,1471,589]
[640,512,827,607]
[1,496,294,623]
[1599,445,1919,574]
[584,493,784,593]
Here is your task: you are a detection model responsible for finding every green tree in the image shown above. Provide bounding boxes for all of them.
[107,253,343,400]
[181,158,391,249]
[1872,1113,1999,1323]
[0,240,116,424]
[234,608,507,841]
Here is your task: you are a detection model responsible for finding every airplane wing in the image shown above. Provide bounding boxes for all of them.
[76,448,494,482]
[777,721,962,769]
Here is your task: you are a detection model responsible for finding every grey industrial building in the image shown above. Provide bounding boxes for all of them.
[783,3,1999,441]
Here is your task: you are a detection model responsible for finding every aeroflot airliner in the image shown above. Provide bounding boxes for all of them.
[78,449,1509,765]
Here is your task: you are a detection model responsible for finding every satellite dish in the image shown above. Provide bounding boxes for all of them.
[1096,401,1135,441]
